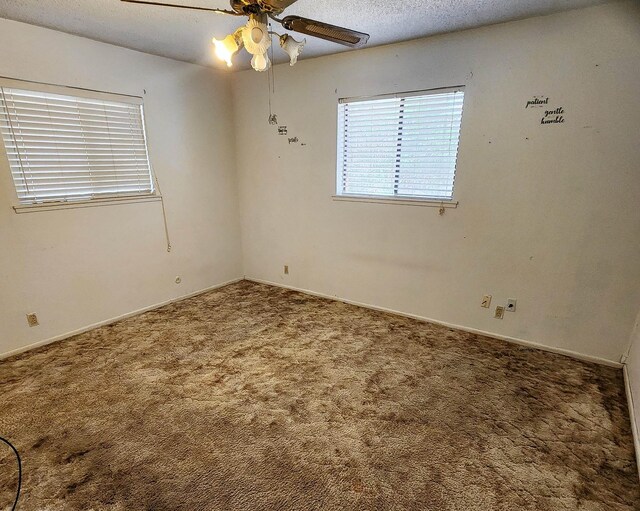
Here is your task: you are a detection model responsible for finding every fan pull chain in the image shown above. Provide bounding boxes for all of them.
[267,23,277,125]
[270,29,276,95]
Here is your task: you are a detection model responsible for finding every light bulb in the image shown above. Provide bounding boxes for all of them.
[212,34,239,67]
[251,26,265,45]
[280,35,306,66]
[251,52,271,72]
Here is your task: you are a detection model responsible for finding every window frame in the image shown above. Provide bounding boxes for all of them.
[0,77,159,213]
[334,85,465,208]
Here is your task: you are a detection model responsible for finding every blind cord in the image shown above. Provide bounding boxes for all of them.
[0,87,31,196]
[0,436,21,511]
[152,171,172,253]
[139,92,171,254]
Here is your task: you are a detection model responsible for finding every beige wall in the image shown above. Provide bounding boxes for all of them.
[233,1,640,364]
[0,19,243,356]
[625,310,640,473]
[2,2,639,365]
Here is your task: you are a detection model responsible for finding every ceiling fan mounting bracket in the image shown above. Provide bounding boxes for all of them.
[230,0,280,15]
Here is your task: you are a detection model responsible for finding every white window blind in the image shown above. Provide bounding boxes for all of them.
[337,87,465,201]
[0,85,154,204]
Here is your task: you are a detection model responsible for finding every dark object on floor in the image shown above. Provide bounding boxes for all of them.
[0,436,21,511]
[0,281,638,510]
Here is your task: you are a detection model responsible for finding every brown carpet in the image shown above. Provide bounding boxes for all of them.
[0,280,638,510]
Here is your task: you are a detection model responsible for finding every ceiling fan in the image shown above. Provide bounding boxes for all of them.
[120,0,370,71]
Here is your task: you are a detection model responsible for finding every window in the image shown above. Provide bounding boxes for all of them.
[0,82,154,205]
[336,87,465,202]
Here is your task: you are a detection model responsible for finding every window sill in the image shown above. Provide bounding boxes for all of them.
[13,194,162,214]
[332,195,458,208]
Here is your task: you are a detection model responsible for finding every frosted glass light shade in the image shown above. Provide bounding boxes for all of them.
[251,52,271,72]
[280,35,306,66]
[212,35,239,67]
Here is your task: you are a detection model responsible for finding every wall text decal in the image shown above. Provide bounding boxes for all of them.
[526,96,549,109]
[541,107,565,125]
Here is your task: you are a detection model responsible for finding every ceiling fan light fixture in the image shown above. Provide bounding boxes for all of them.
[279,34,306,66]
[212,33,242,67]
[123,0,370,72]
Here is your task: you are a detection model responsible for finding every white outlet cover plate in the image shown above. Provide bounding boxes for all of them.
[506,299,517,312]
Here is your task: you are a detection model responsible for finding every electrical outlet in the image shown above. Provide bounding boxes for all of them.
[26,313,39,327]
[506,299,517,312]
[284,265,289,275]
[481,295,492,308]
[494,306,505,319]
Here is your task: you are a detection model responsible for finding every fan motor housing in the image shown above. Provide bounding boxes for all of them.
[230,0,284,15]
[230,0,261,14]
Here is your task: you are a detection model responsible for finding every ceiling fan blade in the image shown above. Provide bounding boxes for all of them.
[120,0,240,15]
[280,16,369,48]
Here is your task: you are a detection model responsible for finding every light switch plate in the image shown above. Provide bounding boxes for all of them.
[481,295,492,308]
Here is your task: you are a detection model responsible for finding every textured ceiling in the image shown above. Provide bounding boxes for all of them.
[0,0,615,70]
